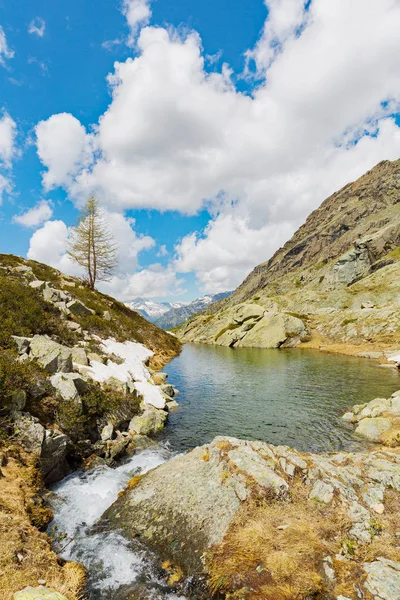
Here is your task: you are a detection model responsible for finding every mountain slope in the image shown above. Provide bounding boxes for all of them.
[178,159,400,351]
[126,298,187,322]
[155,291,233,330]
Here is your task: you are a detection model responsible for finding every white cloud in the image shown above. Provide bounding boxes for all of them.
[27,211,160,296]
[100,264,183,300]
[13,200,53,228]
[123,0,152,46]
[0,26,14,66]
[0,112,17,167]
[35,113,94,191]
[0,174,11,203]
[28,18,46,37]
[35,0,400,293]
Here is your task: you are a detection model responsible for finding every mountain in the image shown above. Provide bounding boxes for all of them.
[125,298,187,322]
[155,291,233,330]
[178,159,400,351]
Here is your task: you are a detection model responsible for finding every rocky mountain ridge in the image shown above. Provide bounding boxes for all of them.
[154,290,232,330]
[125,298,187,322]
[178,159,400,352]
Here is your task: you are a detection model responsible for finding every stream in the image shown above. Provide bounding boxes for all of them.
[49,344,400,597]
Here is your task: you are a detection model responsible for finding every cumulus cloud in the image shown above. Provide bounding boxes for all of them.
[0,26,14,66]
[0,112,17,167]
[13,200,53,228]
[28,18,46,37]
[26,211,166,296]
[35,113,94,191]
[123,0,152,46]
[100,264,184,300]
[35,0,400,293]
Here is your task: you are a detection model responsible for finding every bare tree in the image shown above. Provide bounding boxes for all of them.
[67,196,118,289]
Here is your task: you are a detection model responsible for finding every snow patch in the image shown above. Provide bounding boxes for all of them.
[81,338,166,409]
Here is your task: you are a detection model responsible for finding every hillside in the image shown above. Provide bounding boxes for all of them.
[178,159,400,353]
[0,254,181,598]
[155,291,233,330]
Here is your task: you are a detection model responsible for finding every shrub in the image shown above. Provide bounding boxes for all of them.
[0,351,41,405]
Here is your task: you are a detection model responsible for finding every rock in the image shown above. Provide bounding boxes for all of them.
[101,423,114,441]
[71,347,88,366]
[333,243,371,286]
[342,412,355,422]
[309,480,334,504]
[50,373,88,402]
[30,335,73,374]
[361,301,375,309]
[13,265,34,276]
[29,280,46,291]
[153,372,168,385]
[66,299,95,316]
[43,287,69,304]
[41,429,70,483]
[166,399,179,410]
[84,454,107,470]
[227,446,289,498]
[106,438,129,461]
[128,408,168,436]
[7,390,27,412]
[13,414,45,455]
[364,557,400,600]
[13,587,68,600]
[103,310,111,321]
[237,312,307,349]
[160,383,175,398]
[233,303,264,325]
[11,335,31,354]
[355,417,393,442]
[88,352,103,363]
[65,321,81,332]
[126,435,156,455]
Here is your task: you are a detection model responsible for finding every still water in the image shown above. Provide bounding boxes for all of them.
[162,344,400,453]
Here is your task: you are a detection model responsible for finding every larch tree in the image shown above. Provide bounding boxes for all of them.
[67,196,118,289]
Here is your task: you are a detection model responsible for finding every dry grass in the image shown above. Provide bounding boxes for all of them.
[207,480,355,600]
[0,445,85,600]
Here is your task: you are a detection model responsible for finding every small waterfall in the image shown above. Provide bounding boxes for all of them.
[49,446,186,599]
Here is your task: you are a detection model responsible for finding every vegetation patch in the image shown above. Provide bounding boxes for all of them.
[215,323,240,342]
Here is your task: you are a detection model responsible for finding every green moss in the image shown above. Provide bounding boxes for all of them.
[342,317,357,326]
[385,246,400,261]
[0,274,75,349]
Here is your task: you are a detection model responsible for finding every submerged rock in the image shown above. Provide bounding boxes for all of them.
[344,391,400,446]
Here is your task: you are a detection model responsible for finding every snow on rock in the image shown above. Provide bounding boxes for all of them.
[80,339,167,410]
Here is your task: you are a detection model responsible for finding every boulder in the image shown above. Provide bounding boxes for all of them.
[101,423,114,441]
[41,429,70,483]
[11,335,31,354]
[30,335,73,373]
[355,417,393,442]
[160,383,175,398]
[233,303,264,325]
[13,414,45,455]
[29,280,46,291]
[50,373,88,402]
[4,390,27,412]
[309,479,334,504]
[71,347,88,366]
[43,287,69,304]
[333,243,371,286]
[237,312,307,348]
[128,407,167,436]
[364,557,400,600]
[105,437,129,462]
[13,587,68,600]
[66,299,95,316]
[65,321,82,332]
[103,310,111,321]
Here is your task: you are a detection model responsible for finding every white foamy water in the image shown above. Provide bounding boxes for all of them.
[49,447,186,599]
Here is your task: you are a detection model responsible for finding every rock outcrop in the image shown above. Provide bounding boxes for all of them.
[103,436,400,598]
[343,390,400,446]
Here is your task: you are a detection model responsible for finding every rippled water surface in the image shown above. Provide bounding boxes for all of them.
[162,344,400,453]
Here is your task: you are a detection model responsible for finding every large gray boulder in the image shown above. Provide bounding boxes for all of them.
[66,299,95,316]
[355,417,393,442]
[41,429,70,483]
[103,437,400,583]
[364,557,400,600]
[50,372,88,402]
[11,335,31,355]
[30,335,73,373]
[232,303,264,325]
[237,312,307,348]
[128,407,167,436]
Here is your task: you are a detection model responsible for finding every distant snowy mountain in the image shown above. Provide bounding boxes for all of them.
[125,298,187,323]
[154,291,233,330]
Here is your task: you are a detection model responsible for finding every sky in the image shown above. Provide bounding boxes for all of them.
[1,0,400,303]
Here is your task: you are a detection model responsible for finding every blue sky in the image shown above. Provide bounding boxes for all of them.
[1,1,400,302]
